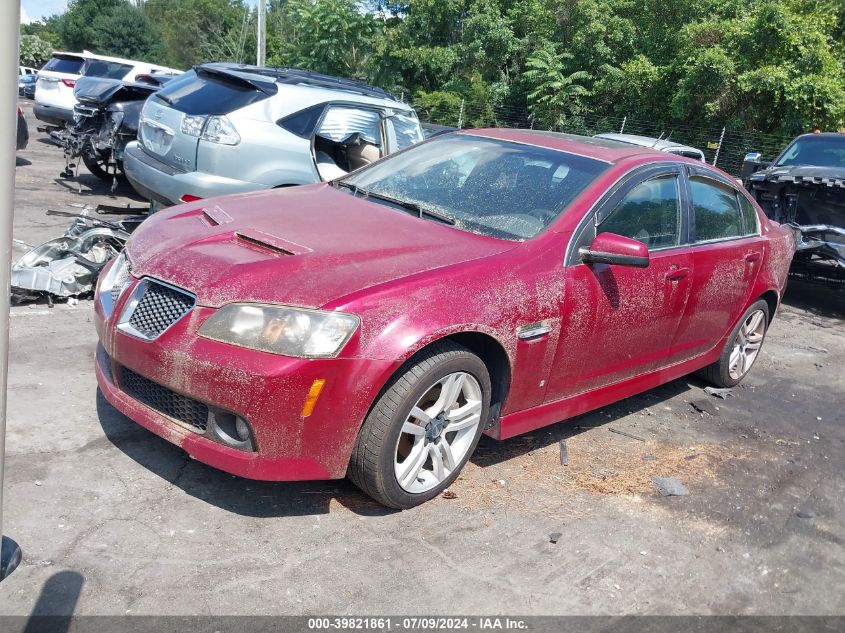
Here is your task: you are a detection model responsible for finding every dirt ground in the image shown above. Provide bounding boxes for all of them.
[1,101,843,616]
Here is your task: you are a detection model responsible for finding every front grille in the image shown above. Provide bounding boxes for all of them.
[128,281,194,339]
[119,366,209,432]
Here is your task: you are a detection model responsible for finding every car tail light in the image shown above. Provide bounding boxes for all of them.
[179,194,203,203]
[61,79,76,88]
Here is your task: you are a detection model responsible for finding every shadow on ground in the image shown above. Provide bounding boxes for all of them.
[782,279,845,319]
[96,390,396,519]
[472,376,699,468]
[52,175,146,202]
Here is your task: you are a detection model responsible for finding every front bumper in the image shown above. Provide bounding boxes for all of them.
[95,275,397,481]
[123,142,270,206]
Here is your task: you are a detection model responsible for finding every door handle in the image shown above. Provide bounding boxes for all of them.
[744,251,762,263]
[665,267,690,281]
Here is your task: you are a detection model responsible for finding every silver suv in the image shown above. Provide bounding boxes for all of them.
[124,64,424,206]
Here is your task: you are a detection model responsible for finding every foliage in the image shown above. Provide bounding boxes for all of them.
[23,0,845,136]
[19,35,53,69]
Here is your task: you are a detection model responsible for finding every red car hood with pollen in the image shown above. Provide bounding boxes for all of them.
[126,184,516,308]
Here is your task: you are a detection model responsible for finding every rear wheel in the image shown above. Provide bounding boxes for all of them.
[348,341,491,509]
[82,152,124,181]
[699,299,769,388]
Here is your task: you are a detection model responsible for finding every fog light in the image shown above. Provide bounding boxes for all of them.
[210,410,255,451]
[235,417,251,442]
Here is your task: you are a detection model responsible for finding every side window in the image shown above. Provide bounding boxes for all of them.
[278,105,324,138]
[598,175,682,249]
[690,177,742,242]
[738,193,759,235]
[317,107,383,149]
[388,111,424,150]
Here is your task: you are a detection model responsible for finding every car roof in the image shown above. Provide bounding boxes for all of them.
[50,51,180,74]
[197,63,404,106]
[460,128,688,163]
[594,132,703,154]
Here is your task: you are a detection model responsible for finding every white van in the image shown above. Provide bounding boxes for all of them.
[34,51,180,127]
[19,66,37,76]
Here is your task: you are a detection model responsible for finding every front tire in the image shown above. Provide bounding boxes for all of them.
[348,341,491,509]
[699,299,770,388]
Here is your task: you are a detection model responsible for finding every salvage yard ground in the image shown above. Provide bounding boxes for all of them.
[2,101,844,615]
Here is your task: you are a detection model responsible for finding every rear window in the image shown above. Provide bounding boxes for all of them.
[42,55,84,75]
[83,59,134,80]
[150,69,270,115]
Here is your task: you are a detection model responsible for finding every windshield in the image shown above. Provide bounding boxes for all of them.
[340,134,608,240]
[775,136,845,168]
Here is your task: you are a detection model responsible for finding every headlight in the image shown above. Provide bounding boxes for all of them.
[199,304,360,358]
[98,252,132,317]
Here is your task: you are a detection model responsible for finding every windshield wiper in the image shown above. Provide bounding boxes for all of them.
[334,182,456,225]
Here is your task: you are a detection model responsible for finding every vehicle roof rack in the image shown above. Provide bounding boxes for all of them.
[197,64,399,101]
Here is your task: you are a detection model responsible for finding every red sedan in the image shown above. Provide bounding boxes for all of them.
[94,129,795,508]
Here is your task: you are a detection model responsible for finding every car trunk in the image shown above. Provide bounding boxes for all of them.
[36,54,85,108]
[137,68,276,173]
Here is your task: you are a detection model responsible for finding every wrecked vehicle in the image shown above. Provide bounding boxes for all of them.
[742,133,845,285]
[123,64,424,208]
[51,76,169,184]
[12,213,143,303]
[95,130,793,509]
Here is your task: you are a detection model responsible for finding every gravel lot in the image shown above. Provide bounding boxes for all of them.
[1,101,844,616]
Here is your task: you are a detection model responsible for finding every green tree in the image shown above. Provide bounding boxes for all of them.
[522,44,590,129]
[19,34,54,68]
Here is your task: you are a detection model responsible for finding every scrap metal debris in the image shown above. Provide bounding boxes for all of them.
[690,399,719,416]
[549,532,562,544]
[559,439,569,465]
[608,427,645,441]
[704,386,734,399]
[652,476,689,497]
[11,211,143,303]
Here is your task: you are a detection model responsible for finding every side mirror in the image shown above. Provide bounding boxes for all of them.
[579,232,650,268]
[740,152,771,180]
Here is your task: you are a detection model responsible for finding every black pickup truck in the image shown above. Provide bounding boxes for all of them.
[741,133,845,286]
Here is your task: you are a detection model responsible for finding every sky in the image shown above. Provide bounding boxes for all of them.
[21,0,261,23]
[21,0,67,23]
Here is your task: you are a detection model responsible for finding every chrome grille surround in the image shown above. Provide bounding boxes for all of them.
[117,278,195,341]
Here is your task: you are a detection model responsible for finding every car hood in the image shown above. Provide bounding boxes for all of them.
[752,164,845,183]
[74,76,159,107]
[127,184,516,308]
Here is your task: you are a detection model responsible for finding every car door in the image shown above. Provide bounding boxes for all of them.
[670,169,763,360]
[544,165,693,401]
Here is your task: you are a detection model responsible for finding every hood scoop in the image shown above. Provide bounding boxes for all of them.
[234,229,312,257]
[202,205,234,226]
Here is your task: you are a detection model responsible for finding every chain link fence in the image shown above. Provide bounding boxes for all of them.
[412,98,797,176]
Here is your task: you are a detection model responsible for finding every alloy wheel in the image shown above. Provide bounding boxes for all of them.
[394,371,483,493]
[728,309,766,380]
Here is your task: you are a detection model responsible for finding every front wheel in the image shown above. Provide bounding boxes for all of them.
[699,299,770,388]
[348,341,491,509]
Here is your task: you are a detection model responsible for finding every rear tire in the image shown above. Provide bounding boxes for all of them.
[699,299,769,388]
[83,152,124,182]
[348,341,491,509]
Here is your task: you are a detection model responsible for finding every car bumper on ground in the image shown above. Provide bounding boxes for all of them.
[94,275,397,481]
[33,103,73,127]
[123,142,271,206]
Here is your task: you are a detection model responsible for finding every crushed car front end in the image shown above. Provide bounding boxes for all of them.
[745,134,845,286]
